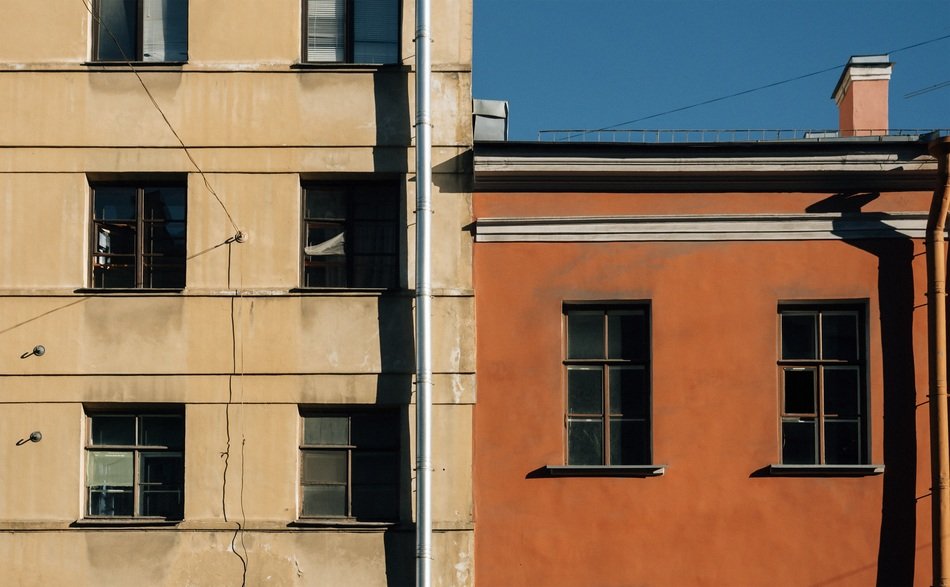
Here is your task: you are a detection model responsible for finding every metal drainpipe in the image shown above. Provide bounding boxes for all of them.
[413,0,433,583]
[928,137,950,587]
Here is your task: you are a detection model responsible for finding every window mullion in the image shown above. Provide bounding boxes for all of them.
[346,448,353,517]
[136,0,145,61]
[345,0,355,62]
[135,188,145,287]
[601,311,610,465]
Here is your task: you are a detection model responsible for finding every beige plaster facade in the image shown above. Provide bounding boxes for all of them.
[0,1,473,585]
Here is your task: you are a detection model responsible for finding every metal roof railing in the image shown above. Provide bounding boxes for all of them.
[536,128,950,143]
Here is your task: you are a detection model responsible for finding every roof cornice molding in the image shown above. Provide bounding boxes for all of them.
[473,142,936,193]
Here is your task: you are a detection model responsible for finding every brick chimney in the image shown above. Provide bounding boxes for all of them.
[832,55,893,137]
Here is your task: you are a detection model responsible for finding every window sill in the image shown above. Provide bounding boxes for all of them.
[72,518,180,528]
[289,287,407,296]
[290,62,409,72]
[289,519,400,529]
[767,464,885,477]
[542,465,666,477]
[75,288,184,295]
[82,61,186,67]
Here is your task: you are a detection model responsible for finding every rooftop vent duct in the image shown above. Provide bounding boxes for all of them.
[474,99,509,141]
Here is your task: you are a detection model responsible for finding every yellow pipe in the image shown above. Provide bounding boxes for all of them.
[927,137,950,586]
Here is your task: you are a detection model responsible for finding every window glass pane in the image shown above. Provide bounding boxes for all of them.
[352,256,396,288]
[567,311,604,359]
[609,419,649,465]
[97,0,138,61]
[144,265,185,288]
[142,0,188,62]
[607,311,648,360]
[351,223,396,255]
[353,0,399,63]
[145,223,186,256]
[140,452,184,490]
[140,488,183,518]
[782,420,817,464]
[302,450,347,484]
[609,366,648,417]
[824,368,860,417]
[93,264,136,288]
[90,415,135,445]
[567,418,603,465]
[88,488,134,516]
[139,415,183,447]
[144,187,186,221]
[781,313,817,360]
[352,451,399,485]
[94,187,136,220]
[567,367,603,415]
[301,485,346,517]
[87,451,134,486]
[306,0,345,62]
[305,189,347,220]
[96,224,136,255]
[304,416,349,445]
[304,264,346,288]
[352,484,399,520]
[825,420,861,464]
[822,313,859,361]
[352,192,398,220]
[783,368,816,414]
[350,413,399,448]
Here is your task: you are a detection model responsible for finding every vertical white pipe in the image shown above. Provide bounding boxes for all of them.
[414,0,432,583]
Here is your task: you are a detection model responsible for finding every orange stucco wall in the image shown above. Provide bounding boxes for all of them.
[838,79,890,135]
[473,190,933,586]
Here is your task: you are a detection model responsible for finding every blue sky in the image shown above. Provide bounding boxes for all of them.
[473,0,950,140]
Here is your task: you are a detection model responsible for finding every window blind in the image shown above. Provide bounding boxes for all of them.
[143,0,188,62]
[307,0,345,62]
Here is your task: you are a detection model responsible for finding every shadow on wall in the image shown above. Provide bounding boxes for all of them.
[809,192,919,586]
[377,293,416,585]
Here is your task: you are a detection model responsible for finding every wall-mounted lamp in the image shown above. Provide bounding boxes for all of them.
[20,345,45,359]
[15,431,42,446]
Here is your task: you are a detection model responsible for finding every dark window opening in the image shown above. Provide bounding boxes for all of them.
[779,304,868,465]
[93,0,188,62]
[564,305,652,466]
[85,411,184,520]
[303,0,399,64]
[300,410,400,521]
[302,182,399,288]
[91,183,186,289]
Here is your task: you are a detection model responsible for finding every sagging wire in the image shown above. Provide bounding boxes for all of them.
[77,0,240,234]
[78,2,250,582]
[558,30,950,140]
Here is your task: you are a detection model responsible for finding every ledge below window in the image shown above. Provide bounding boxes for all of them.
[289,519,400,530]
[542,465,666,478]
[289,62,409,72]
[74,288,184,295]
[71,518,180,528]
[767,464,885,477]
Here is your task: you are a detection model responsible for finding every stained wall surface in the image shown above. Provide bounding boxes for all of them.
[473,188,934,586]
[0,1,474,585]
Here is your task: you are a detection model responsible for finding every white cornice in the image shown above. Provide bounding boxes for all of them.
[474,212,931,242]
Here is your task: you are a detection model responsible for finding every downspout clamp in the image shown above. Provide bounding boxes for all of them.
[928,137,950,587]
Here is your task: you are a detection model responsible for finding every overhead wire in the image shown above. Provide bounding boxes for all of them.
[77,0,240,233]
[557,31,950,139]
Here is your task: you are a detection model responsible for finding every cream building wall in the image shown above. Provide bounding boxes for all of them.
[0,1,473,585]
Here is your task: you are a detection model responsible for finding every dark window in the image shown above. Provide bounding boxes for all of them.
[564,305,651,466]
[779,305,867,465]
[303,0,399,64]
[85,411,184,520]
[300,410,400,521]
[93,0,188,62]
[91,183,187,289]
[302,182,399,288]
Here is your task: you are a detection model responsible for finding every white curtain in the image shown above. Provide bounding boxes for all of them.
[143,0,189,62]
[307,0,345,62]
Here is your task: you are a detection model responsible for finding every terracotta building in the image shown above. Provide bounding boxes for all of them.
[472,57,944,586]
[0,1,473,585]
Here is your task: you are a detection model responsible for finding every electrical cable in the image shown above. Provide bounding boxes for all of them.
[555,31,950,140]
[77,0,240,233]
